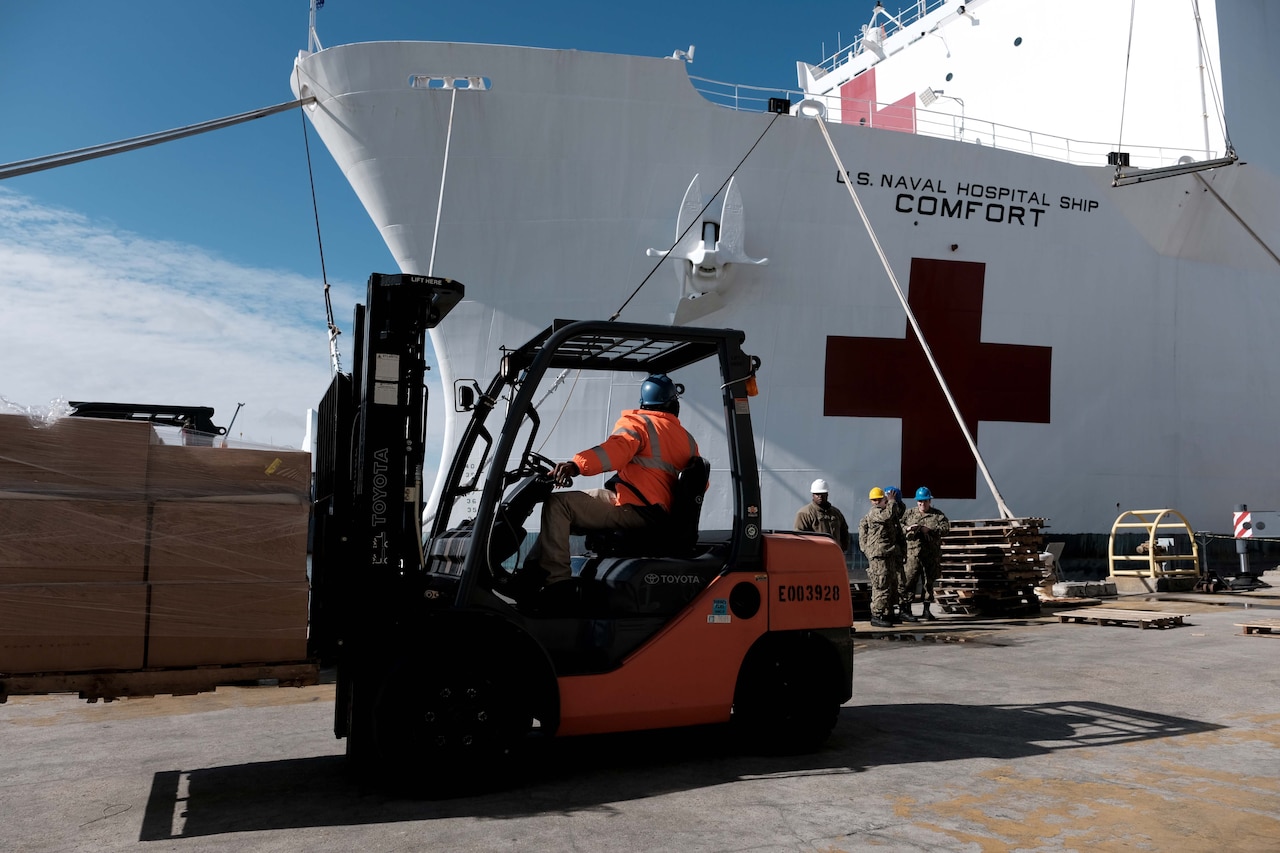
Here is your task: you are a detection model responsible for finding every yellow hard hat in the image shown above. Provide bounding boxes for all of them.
[869,487,885,499]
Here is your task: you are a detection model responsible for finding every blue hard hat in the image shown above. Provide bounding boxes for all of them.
[639,374,683,408]
[915,486,933,501]
[886,486,900,496]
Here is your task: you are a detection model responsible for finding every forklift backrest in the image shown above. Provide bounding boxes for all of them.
[586,456,709,558]
[668,456,711,552]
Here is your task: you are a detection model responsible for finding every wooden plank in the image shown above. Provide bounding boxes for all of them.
[949,517,1047,528]
[0,661,319,703]
[1236,618,1280,637]
[1057,608,1188,629]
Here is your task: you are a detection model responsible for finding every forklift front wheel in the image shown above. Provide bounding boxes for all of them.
[369,652,535,794]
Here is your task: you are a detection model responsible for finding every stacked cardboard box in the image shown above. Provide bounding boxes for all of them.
[0,413,311,675]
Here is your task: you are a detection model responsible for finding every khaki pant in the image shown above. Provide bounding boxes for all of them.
[867,557,899,618]
[535,489,649,582]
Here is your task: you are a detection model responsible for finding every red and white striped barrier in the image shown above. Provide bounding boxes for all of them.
[1234,510,1253,538]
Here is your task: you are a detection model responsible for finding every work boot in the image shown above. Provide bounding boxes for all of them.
[921,603,938,621]
[897,604,919,623]
[869,615,892,628]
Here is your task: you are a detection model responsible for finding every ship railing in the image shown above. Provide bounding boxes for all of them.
[690,76,1219,171]
[911,108,1219,170]
[813,0,951,75]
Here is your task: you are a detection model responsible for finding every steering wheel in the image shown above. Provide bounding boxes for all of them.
[523,450,557,477]
[489,463,556,582]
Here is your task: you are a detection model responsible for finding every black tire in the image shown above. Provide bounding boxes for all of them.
[732,637,841,755]
[342,667,378,779]
[362,651,534,796]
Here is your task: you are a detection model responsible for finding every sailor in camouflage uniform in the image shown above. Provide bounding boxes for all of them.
[901,486,951,620]
[858,487,901,628]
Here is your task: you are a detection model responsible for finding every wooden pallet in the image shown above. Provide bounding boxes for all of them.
[1236,618,1280,637]
[935,517,1048,617]
[1057,608,1188,629]
[848,581,872,620]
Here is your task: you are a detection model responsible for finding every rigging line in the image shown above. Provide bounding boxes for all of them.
[429,87,459,277]
[534,369,572,409]
[0,99,314,181]
[806,104,1015,520]
[1190,0,1232,153]
[535,369,583,454]
[294,67,342,376]
[1115,0,1139,156]
[1194,172,1280,267]
[609,110,782,321]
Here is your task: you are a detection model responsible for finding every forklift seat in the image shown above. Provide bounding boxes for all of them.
[584,456,710,558]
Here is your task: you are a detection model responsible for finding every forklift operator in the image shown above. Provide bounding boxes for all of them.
[513,373,700,595]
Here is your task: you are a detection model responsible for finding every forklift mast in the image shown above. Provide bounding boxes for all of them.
[310,273,463,662]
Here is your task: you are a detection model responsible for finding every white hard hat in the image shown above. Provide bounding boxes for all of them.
[810,478,830,493]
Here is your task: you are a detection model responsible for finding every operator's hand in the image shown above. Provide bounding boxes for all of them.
[550,461,580,487]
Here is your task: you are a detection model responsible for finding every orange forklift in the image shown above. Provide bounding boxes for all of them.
[311,275,852,791]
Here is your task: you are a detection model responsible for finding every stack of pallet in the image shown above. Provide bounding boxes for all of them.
[0,413,311,676]
[934,517,1046,616]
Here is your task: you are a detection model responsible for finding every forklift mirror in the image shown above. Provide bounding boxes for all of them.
[455,383,476,411]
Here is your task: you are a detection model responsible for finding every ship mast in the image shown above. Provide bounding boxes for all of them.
[308,0,324,54]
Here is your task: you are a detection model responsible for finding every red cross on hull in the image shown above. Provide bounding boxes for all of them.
[824,258,1052,499]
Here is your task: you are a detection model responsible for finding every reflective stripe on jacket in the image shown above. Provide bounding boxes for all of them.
[573,409,698,510]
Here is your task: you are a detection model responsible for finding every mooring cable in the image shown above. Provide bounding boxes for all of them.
[804,100,1015,520]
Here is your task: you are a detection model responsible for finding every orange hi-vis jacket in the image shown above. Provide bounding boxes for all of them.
[572,409,699,511]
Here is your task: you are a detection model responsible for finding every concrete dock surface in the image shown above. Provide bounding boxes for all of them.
[3,577,1279,852]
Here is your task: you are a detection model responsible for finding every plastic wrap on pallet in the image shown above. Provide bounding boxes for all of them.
[0,413,157,499]
[148,502,309,583]
[147,581,310,667]
[146,443,311,502]
[0,412,312,678]
[0,499,148,584]
[0,583,147,672]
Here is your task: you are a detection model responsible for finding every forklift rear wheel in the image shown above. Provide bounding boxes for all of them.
[733,638,840,755]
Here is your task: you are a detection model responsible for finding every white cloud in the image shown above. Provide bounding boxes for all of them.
[0,189,361,449]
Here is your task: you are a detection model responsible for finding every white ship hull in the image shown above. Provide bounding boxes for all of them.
[291,0,1280,535]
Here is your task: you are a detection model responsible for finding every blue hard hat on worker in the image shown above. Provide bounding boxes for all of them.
[915,486,933,501]
[639,374,684,409]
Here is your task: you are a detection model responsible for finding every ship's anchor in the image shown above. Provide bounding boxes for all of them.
[646,174,767,324]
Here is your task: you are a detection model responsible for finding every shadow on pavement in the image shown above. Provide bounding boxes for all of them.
[140,699,1222,840]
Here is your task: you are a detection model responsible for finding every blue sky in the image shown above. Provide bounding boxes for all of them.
[0,0,861,447]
